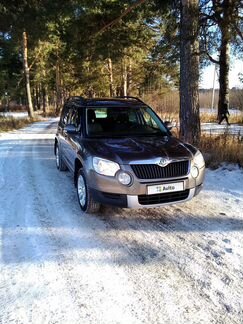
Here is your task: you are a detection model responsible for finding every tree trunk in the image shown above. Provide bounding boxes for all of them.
[23,31,34,118]
[55,59,62,113]
[32,87,37,111]
[36,84,41,110]
[217,0,232,118]
[179,0,200,146]
[218,41,230,117]
[42,70,49,116]
[107,58,115,97]
[121,59,127,97]
[42,85,49,117]
[127,58,132,95]
[88,87,95,98]
[116,85,121,96]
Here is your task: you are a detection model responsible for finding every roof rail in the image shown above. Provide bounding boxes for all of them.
[114,96,146,105]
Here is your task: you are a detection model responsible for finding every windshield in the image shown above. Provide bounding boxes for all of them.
[86,106,169,137]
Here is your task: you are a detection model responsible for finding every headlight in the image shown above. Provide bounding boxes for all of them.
[191,165,199,178]
[193,150,205,168]
[93,157,120,176]
[117,171,132,186]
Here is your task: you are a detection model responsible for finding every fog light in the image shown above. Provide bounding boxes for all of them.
[191,165,199,178]
[118,172,132,185]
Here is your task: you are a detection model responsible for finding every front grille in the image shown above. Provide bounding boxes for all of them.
[138,189,190,205]
[131,161,189,179]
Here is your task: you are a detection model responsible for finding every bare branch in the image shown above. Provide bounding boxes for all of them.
[95,0,148,37]
[233,23,243,40]
[205,52,220,64]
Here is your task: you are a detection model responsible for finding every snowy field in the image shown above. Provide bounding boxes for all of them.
[200,108,243,136]
[200,108,242,115]
[201,123,243,136]
[0,119,243,324]
[0,111,29,119]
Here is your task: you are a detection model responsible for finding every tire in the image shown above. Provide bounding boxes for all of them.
[77,169,100,214]
[56,144,67,171]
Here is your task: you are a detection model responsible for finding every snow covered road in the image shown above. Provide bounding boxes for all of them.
[0,119,243,324]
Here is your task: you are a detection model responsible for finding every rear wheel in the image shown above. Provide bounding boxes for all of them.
[77,169,100,213]
[56,144,67,171]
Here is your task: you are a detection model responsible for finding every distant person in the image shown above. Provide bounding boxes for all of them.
[218,103,230,125]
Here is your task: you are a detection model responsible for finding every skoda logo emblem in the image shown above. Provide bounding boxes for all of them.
[158,158,170,167]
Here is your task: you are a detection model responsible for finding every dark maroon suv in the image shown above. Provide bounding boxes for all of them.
[55,96,205,213]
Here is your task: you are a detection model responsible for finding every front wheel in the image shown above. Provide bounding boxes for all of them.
[77,169,100,213]
[56,144,67,171]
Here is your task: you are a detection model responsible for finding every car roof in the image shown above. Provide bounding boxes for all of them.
[66,96,147,108]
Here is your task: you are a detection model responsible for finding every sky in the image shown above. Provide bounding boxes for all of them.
[200,58,243,89]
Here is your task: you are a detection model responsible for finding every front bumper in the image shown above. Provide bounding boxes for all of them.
[127,188,195,208]
[88,162,204,209]
[90,184,203,208]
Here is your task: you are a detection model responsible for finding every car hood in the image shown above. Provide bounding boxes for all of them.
[83,136,195,164]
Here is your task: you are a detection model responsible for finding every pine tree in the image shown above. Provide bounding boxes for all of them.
[180,0,201,145]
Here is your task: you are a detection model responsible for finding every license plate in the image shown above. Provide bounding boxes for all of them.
[147,182,184,195]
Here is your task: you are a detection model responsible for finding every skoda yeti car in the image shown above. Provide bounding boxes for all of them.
[55,96,205,213]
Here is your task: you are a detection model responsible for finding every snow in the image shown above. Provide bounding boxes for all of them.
[201,123,243,136]
[0,111,29,119]
[0,119,58,141]
[200,108,242,115]
[0,119,243,324]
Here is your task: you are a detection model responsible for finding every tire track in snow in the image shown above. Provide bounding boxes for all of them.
[10,136,149,324]
[97,201,243,324]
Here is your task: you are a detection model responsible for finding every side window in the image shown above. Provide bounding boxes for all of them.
[128,110,138,123]
[95,108,107,119]
[142,110,159,129]
[61,105,70,126]
[69,108,81,130]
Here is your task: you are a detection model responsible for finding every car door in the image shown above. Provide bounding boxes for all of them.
[58,103,70,164]
[63,106,82,172]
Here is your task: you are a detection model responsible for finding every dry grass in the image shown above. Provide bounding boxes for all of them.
[0,117,40,132]
[156,112,243,167]
[200,113,217,123]
[156,110,243,125]
[144,91,179,115]
[199,133,243,168]
[149,107,243,168]
[199,89,243,110]
[0,105,27,112]
[200,112,243,124]
[43,108,60,117]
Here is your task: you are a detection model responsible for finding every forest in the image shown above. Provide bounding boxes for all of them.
[0,0,243,144]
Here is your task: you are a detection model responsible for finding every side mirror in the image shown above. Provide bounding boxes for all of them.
[64,124,77,134]
[164,121,173,130]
